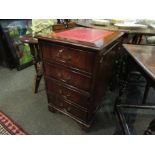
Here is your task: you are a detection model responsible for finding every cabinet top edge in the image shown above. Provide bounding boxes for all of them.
[37,27,123,51]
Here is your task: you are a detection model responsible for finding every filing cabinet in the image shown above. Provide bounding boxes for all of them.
[38,27,123,130]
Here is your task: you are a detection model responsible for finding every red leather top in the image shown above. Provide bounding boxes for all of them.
[55,27,114,43]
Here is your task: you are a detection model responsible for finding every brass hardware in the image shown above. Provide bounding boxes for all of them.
[57,55,72,63]
[56,49,72,63]
[58,73,71,82]
[63,93,71,99]
[66,93,71,97]
[58,49,64,53]
[56,49,64,58]
[60,75,71,83]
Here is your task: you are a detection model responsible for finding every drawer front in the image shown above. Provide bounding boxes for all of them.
[41,43,95,73]
[44,62,92,91]
[48,94,64,110]
[46,78,89,108]
[48,94,88,121]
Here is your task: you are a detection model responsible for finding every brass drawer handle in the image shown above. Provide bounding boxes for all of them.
[57,73,71,82]
[57,55,72,63]
[59,89,71,99]
[58,49,64,53]
[56,49,72,63]
[60,76,71,83]
[63,93,71,99]
[56,49,64,58]
[66,93,71,97]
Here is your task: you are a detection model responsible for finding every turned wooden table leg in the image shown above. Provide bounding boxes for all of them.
[29,43,43,93]
[34,74,43,93]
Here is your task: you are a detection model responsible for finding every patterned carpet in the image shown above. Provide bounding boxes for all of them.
[0,111,27,135]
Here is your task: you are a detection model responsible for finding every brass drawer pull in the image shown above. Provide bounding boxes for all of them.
[58,49,64,53]
[66,93,71,97]
[57,55,72,63]
[57,73,71,83]
[58,89,71,99]
[56,48,72,63]
[60,78,71,83]
[61,76,71,83]
[56,49,64,58]
[63,93,71,99]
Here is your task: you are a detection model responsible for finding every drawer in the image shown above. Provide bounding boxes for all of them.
[46,78,89,108]
[44,62,92,91]
[41,43,95,73]
[48,94,88,121]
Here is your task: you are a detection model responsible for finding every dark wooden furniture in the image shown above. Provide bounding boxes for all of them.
[123,45,155,80]
[123,44,155,104]
[115,44,155,134]
[20,35,42,93]
[38,27,123,130]
[52,21,77,32]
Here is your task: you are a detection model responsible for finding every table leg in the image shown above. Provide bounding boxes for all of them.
[132,34,143,44]
[29,43,43,93]
[34,74,43,93]
[115,105,131,135]
[114,51,128,111]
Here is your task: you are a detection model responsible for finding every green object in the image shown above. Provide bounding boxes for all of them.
[8,27,20,38]
[19,43,32,64]
[26,19,54,37]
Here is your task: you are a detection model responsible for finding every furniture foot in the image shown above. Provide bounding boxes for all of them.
[34,74,42,93]
[79,123,90,132]
[48,105,57,113]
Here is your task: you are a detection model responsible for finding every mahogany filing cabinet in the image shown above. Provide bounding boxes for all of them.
[38,27,123,130]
